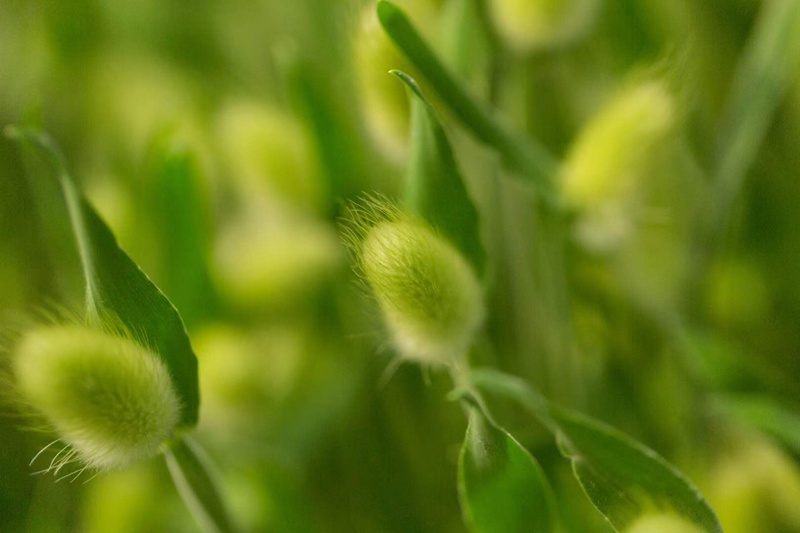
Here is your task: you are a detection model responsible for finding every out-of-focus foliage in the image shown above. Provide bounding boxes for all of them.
[2,0,800,531]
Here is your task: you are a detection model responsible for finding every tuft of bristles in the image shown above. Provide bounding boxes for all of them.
[342,196,484,365]
[12,324,181,472]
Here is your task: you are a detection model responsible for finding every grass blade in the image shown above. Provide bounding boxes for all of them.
[377,1,557,189]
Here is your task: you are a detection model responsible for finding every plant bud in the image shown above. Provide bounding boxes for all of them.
[13,325,181,471]
[216,98,321,212]
[213,214,342,312]
[357,216,484,364]
[560,80,675,212]
[487,0,599,52]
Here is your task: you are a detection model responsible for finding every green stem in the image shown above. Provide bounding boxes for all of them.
[164,437,237,533]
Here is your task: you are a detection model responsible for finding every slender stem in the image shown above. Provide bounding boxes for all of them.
[164,437,237,533]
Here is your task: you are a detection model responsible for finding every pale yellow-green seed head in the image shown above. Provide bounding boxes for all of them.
[13,325,180,471]
[359,217,484,365]
[561,80,676,211]
[487,0,599,52]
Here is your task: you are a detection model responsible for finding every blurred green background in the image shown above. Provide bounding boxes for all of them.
[2,0,800,531]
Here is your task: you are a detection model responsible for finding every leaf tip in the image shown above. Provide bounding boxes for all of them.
[376,0,398,25]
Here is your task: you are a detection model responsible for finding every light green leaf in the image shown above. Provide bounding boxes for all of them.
[459,408,556,533]
[165,437,236,533]
[8,128,199,429]
[393,70,485,273]
[376,1,557,190]
[470,368,723,533]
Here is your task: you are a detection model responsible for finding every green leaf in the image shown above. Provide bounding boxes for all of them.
[459,408,556,533]
[710,0,800,238]
[550,407,721,533]
[8,127,199,429]
[150,138,217,327]
[470,368,723,533]
[376,0,557,190]
[286,57,366,213]
[717,394,800,453]
[165,437,237,533]
[393,70,485,273]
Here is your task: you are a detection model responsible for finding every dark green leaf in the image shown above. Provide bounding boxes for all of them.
[376,1,557,190]
[8,128,199,428]
[459,408,556,533]
[165,437,236,533]
[710,0,800,238]
[394,70,485,273]
[470,368,723,533]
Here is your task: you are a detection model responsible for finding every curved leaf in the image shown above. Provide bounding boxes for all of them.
[8,127,199,428]
[459,408,556,533]
[394,70,485,273]
[470,368,723,533]
[376,1,557,190]
[550,406,721,533]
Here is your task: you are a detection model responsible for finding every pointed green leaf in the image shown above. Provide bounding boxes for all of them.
[8,128,199,428]
[470,368,723,533]
[376,0,557,190]
[550,407,721,533]
[459,408,556,533]
[393,70,485,273]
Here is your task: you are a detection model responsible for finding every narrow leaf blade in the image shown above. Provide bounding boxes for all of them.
[459,409,555,533]
[394,70,485,273]
[151,139,217,327]
[9,128,200,428]
[377,0,557,188]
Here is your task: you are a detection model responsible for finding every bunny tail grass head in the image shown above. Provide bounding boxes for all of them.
[344,198,484,366]
[12,324,180,471]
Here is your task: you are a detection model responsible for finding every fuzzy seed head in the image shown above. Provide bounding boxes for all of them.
[359,218,484,364]
[13,325,180,470]
[561,80,675,210]
[488,0,599,51]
